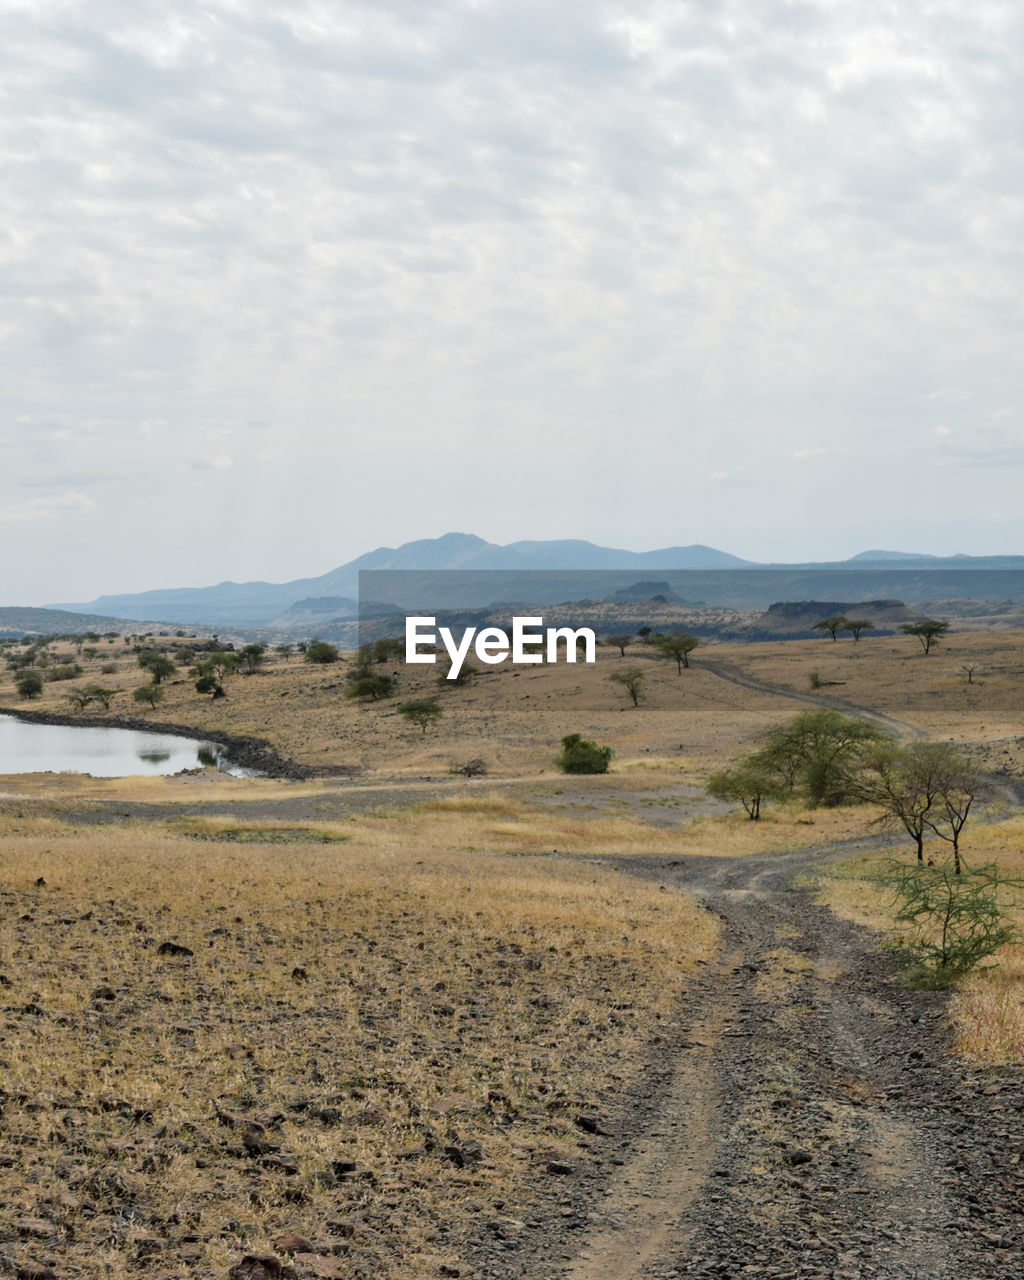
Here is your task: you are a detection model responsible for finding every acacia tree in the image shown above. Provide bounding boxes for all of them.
[240,643,267,674]
[900,619,950,655]
[138,650,176,683]
[86,686,119,710]
[753,708,890,807]
[398,698,444,732]
[856,742,949,862]
[606,633,633,657]
[609,667,645,706]
[651,630,700,672]
[706,765,786,820]
[133,684,165,710]
[845,619,875,641]
[813,615,851,642]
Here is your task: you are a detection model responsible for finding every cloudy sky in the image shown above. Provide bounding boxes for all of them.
[2,0,1022,603]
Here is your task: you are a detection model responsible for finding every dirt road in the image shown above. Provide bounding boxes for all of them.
[466,665,1024,1280]
[465,837,1023,1280]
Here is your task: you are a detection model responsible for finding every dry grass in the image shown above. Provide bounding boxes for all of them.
[0,816,717,1279]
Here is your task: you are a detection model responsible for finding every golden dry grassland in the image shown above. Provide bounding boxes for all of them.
[0,814,717,1279]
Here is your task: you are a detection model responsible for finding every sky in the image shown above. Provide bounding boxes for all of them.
[2,0,1023,604]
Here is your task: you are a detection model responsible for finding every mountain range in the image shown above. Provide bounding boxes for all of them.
[50,532,1024,627]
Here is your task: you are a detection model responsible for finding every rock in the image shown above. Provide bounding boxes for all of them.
[91,985,117,1002]
[157,941,193,958]
[784,1148,814,1167]
[546,1160,575,1175]
[227,1254,296,1279]
[444,1140,484,1167]
[271,1234,315,1254]
[243,1127,278,1157]
[574,1114,611,1135]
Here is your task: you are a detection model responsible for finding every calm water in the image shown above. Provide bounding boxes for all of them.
[0,714,247,777]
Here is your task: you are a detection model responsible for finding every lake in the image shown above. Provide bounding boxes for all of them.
[0,713,248,777]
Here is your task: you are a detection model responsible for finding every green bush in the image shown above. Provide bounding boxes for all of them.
[304,640,339,664]
[879,857,1022,987]
[556,733,613,775]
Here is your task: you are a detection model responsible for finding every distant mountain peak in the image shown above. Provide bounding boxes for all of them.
[847,549,938,562]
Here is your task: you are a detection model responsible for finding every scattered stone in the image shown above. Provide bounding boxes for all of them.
[156,941,193,958]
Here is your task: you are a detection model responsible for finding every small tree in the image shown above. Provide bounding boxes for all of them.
[346,669,397,701]
[304,640,339,664]
[923,751,984,876]
[651,630,699,672]
[66,689,95,712]
[372,637,404,664]
[856,742,951,863]
[195,673,225,700]
[438,662,478,687]
[606,633,633,658]
[133,684,165,710]
[845,619,875,641]
[609,667,645,706]
[754,708,890,807]
[880,858,1021,987]
[706,765,786,820]
[556,733,613,775]
[240,643,267,674]
[15,671,44,699]
[138,651,176,684]
[900,619,950,655]
[398,698,444,733]
[86,686,119,711]
[813,614,850,642]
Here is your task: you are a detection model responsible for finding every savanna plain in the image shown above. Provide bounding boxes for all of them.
[2,628,1024,1280]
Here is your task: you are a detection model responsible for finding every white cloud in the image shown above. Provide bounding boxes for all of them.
[0,0,1022,597]
[0,491,96,522]
[187,454,235,471]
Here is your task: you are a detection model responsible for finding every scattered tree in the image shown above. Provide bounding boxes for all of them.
[754,708,890,807]
[240,643,267,674]
[15,671,44,699]
[960,665,978,684]
[346,669,397,701]
[138,651,176,683]
[609,667,646,706]
[813,614,850,642]
[85,686,119,711]
[304,639,340,664]
[651,629,700,672]
[606,633,633,658]
[65,689,94,712]
[438,662,478,687]
[398,698,444,733]
[845,619,875,641]
[195,673,225,700]
[557,733,613,775]
[706,765,787,819]
[372,637,404,664]
[133,684,165,710]
[900,619,950,655]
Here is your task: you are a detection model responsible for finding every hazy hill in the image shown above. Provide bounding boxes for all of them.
[52,533,753,625]
[50,532,1024,627]
[0,606,160,638]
